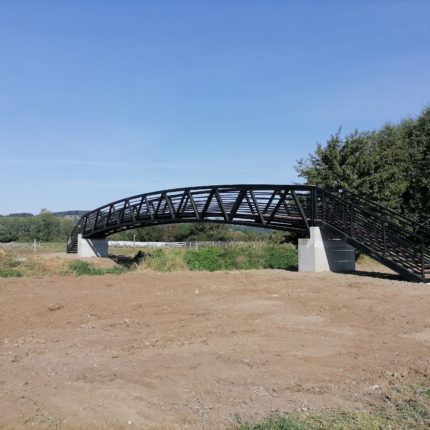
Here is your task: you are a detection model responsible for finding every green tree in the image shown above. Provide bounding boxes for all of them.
[295,107,430,225]
[400,108,430,223]
[0,222,18,242]
[34,209,58,241]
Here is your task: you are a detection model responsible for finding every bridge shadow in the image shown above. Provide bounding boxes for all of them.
[336,269,403,281]
[107,253,404,282]
[109,250,145,268]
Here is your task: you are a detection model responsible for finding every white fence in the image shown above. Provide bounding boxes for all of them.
[0,241,64,253]
[108,240,245,249]
[0,240,247,252]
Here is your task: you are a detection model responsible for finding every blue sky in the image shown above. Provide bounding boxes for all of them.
[1,1,429,214]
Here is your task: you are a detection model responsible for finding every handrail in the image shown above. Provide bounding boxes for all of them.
[316,188,427,241]
[318,187,430,234]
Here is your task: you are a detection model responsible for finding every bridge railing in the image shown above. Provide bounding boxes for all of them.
[315,187,430,280]
[66,185,316,252]
[66,184,429,282]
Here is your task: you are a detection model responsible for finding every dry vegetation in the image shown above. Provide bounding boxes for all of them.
[0,245,118,278]
[0,243,298,277]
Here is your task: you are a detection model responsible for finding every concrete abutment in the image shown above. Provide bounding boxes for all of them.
[77,234,109,258]
[298,227,356,273]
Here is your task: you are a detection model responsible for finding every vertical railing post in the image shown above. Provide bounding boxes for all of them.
[350,197,354,237]
[83,216,88,235]
[322,191,326,222]
[383,223,387,256]
[311,186,316,226]
[92,212,97,233]
[422,238,425,280]
[342,189,347,223]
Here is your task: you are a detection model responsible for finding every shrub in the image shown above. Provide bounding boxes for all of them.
[183,243,297,272]
[185,247,232,271]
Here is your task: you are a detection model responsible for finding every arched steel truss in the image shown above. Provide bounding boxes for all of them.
[66,184,430,282]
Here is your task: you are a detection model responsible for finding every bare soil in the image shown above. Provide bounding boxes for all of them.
[0,265,429,429]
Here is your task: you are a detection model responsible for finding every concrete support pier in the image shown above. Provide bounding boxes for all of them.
[77,234,109,258]
[298,227,355,273]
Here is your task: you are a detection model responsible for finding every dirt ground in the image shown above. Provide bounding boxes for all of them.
[0,264,429,429]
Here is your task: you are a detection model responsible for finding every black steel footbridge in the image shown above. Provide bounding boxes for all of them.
[66,184,430,283]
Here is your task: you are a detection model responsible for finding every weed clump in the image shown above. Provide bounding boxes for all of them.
[0,249,24,277]
[138,248,188,272]
[0,268,23,278]
[65,260,129,276]
[238,416,306,429]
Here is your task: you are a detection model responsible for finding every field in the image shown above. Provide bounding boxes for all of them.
[0,253,430,429]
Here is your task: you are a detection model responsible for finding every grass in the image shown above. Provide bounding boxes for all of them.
[140,243,297,272]
[238,416,306,430]
[0,268,23,277]
[0,243,298,277]
[139,248,188,272]
[64,260,129,276]
[237,379,430,430]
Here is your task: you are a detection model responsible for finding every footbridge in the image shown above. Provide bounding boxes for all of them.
[66,184,430,283]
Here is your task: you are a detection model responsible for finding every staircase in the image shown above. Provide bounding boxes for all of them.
[66,220,84,254]
[314,188,430,283]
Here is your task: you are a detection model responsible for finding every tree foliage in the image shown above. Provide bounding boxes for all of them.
[0,214,292,244]
[0,211,74,243]
[111,222,278,242]
[295,107,430,225]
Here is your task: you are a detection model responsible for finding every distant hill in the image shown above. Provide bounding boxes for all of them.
[4,212,34,217]
[52,210,88,218]
[1,210,88,218]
